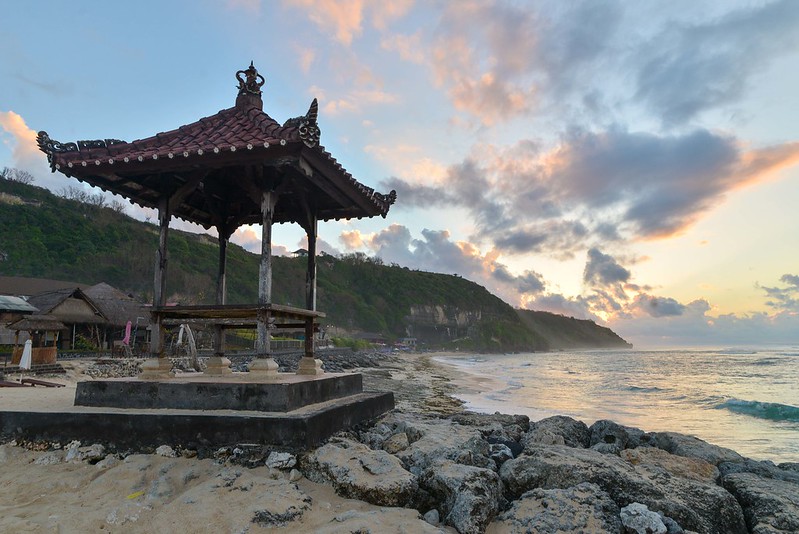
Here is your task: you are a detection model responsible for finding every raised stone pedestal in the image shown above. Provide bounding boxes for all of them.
[204,355,232,376]
[74,374,364,412]
[248,357,279,378]
[139,357,175,380]
[297,356,324,375]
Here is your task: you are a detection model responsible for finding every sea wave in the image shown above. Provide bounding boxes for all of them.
[751,358,783,366]
[624,385,665,393]
[716,399,799,422]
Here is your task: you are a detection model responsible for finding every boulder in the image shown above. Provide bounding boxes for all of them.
[621,502,667,534]
[490,443,515,468]
[622,447,720,484]
[719,458,799,485]
[382,432,410,454]
[392,417,493,472]
[492,482,622,533]
[500,444,746,534]
[422,460,503,534]
[647,432,744,465]
[524,416,590,449]
[302,437,417,507]
[722,472,799,533]
[265,452,297,470]
[590,419,637,449]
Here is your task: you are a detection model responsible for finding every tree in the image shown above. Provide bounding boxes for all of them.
[1,167,35,184]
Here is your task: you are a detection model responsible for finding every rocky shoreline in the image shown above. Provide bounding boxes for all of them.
[1,353,797,533]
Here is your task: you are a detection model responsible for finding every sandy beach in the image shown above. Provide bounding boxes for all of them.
[0,353,470,533]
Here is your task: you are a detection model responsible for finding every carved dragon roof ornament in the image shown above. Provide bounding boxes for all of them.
[284,98,321,148]
[236,61,265,96]
[36,131,123,172]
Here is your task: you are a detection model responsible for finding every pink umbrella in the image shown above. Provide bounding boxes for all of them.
[122,320,132,345]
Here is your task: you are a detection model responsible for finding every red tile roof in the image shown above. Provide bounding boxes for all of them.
[37,65,395,229]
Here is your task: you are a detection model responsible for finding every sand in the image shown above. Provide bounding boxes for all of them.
[0,354,475,533]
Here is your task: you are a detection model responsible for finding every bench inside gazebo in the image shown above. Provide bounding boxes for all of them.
[37,62,396,383]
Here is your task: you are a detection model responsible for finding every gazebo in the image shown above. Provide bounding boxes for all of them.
[37,63,396,380]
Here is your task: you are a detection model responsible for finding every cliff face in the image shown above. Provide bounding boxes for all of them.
[515,309,632,350]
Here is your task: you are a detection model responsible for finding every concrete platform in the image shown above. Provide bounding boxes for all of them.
[0,391,394,450]
[75,373,363,412]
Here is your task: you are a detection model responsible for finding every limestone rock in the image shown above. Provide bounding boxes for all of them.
[524,416,590,449]
[315,508,442,534]
[523,428,565,447]
[622,447,720,484]
[423,508,440,525]
[722,472,799,533]
[155,445,177,458]
[647,432,744,465]
[590,419,635,449]
[422,460,503,534]
[719,458,799,485]
[592,441,623,455]
[303,437,417,506]
[265,451,297,470]
[382,431,410,454]
[621,502,667,534]
[500,444,746,534]
[493,482,621,533]
[490,443,514,468]
[34,450,64,465]
[392,416,493,472]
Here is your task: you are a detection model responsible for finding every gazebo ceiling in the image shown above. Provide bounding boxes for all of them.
[37,63,396,232]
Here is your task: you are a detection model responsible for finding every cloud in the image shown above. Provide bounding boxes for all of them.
[381,31,425,64]
[760,273,799,313]
[341,223,548,305]
[285,0,412,45]
[633,0,799,125]
[0,110,64,190]
[583,248,631,287]
[384,127,799,260]
[631,294,687,318]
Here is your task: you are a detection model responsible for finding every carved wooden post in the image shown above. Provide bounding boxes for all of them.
[206,227,232,375]
[249,189,279,377]
[140,195,174,379]
[297,214,323,375]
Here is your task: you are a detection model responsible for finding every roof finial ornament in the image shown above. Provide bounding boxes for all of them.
[236,61,265,96]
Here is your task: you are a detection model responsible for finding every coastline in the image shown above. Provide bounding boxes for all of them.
[1,354,797,533]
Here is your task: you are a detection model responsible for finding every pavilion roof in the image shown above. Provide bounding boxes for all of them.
[37,63,396,231]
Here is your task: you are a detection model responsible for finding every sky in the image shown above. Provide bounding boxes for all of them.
[1,0,798,348]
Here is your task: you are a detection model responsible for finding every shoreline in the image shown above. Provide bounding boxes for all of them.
[1,354,797,533]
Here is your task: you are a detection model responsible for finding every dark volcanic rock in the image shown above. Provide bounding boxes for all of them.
[722,472,799,533]
[493,482,622,533]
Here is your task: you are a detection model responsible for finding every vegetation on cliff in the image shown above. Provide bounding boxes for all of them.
[0,176,630,351]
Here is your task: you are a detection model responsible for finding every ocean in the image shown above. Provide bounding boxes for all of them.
[435,347,799,463]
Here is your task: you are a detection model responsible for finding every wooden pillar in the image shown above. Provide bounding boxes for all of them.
[140,195,174,379]
[206,228,232,375]
[249,190,279,377]
[297,214,323,375]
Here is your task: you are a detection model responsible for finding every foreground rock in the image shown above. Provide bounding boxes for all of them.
[722,472,799,533]
[491,482,621,533]
[500,443,746,534]
[302,437,417,506]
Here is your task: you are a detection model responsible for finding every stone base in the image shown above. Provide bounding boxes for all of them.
[297,356,325,375]
[204,355,232,376]
[74,374,364,412]
[0,391,395,450]
[139,358,175,380]
[248,357,279,377]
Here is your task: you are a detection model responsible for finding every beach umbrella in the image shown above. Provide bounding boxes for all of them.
[19,339,32,370]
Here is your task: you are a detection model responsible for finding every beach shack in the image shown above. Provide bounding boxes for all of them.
[37,62,396,379]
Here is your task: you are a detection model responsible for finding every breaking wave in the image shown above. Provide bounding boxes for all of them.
[716,399,799,422]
